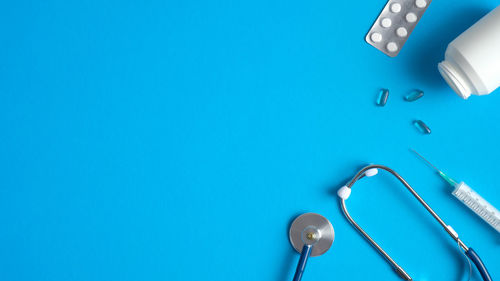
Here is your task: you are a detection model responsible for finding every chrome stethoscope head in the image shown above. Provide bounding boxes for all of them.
[289,213,335,257]
[288,213,335,281]
[336,165,491,281]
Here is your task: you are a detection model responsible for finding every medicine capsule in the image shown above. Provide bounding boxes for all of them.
[415,0,427,8]
[396,27,408,38]
[405,90,424,101]
[386,42,398,53]
[380,18,392,28]
[390,3,402,13]
[406,12,418,23]
[370,32,383,43]
[413,120,431,134]
[377,88,389,106]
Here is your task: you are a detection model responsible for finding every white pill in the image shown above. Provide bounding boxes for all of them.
[415,0,427,8]
[390,3,402,13]
[380,17,392,28]
[406,12,418,23]
[370,32,383,43]
[386,42,398,52]
[396,27,408,37]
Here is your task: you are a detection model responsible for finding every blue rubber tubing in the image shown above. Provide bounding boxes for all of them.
[292,245,312,281]
[466,247,492,281]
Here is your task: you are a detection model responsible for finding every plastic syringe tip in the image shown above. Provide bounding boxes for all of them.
[439,171,458,186]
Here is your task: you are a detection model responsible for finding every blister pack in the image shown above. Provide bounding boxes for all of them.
[365,0,432,57]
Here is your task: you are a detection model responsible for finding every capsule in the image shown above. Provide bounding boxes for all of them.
[377,89,389,106]
[413,120,431,134]
[405,90,424,102]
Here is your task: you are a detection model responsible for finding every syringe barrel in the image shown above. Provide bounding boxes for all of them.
[452,182,500,233]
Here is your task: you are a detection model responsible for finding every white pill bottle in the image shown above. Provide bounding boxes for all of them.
[438,5,500,99]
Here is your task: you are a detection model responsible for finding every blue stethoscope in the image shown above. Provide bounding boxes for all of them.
[289,164,493,281]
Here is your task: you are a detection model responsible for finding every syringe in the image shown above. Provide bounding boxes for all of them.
[412,149,500,233]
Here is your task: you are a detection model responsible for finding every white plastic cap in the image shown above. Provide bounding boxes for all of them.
[438,60,472,99]
[364,168,379,177]
[337,186,351,200]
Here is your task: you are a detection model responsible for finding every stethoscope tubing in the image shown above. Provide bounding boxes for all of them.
[292,245,312,281]
[466,248,493,281]
[340,164,492,281]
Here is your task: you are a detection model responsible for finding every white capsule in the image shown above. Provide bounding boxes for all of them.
[391,3,402,13]
[406,12,418,23]
[370,32,383,43]
[381,17,392,28]
[396,27,408,37]
[386,42,398,52]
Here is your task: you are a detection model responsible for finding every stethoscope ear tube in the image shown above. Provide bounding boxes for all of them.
[465,248,493,281]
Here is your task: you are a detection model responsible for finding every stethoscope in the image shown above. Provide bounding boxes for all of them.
[288,165,493,281]
[337,164,492,281]
[288,213,334,281]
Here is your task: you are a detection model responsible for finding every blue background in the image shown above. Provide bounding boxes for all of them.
[1,0,499,280]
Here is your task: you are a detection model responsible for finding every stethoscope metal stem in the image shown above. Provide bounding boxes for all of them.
[340,199,412,280]
[345,164,468,251]
[341,165,471,280]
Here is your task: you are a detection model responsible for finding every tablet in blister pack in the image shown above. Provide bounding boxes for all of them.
[365,0,432,57]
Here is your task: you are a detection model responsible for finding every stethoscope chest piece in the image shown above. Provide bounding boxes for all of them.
[289,213,335,257]
[288,213,335,281]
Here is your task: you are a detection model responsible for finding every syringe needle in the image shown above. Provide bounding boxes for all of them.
[410,149,458,186]
[410,148,441,172]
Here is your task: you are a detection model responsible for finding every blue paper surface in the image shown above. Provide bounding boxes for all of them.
[0,0,499,280]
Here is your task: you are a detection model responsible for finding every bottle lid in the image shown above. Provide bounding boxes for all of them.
[438,61,472,99]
